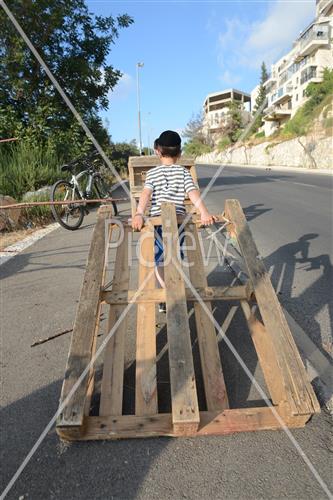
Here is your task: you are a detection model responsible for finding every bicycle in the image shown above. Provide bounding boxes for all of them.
[50,152,118,230]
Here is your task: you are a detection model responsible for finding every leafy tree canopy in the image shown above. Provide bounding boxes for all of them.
[0,0,133,146]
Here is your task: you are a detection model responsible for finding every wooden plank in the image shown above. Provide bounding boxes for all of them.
[135,225,158,415]
[161,203,200,434]
[224,199,319,415]
[57,407,311,441]
[129,155,195,168]
[84,223,114,417]
[240,301,289,406]
[101,284,252,305]
[99,226,130,416]
[57,207,112,429]
[187,224,229,411]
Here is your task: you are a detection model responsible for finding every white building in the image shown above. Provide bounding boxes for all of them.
[202,88,251,142]
[262,0,333,136]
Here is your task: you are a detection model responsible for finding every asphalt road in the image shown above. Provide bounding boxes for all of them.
[1,168,332,500]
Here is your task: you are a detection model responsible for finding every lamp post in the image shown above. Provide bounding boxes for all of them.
[136,62,144,154]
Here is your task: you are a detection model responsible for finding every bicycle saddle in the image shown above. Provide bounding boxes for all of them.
[60,164,73,172]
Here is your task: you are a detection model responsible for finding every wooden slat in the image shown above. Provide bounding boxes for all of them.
[161,203,200,434]
[187,224,229,411]
[57,207,112,429]
[135,225,158,415]
[129,155,195,168]
[101,284,252,305]
[99,226,130,416]
[240,301,288,406]
[84,223,114,417]
[224,199,319,415]
[57,407,311,441]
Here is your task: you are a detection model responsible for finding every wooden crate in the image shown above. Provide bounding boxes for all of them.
[56,200,319,441]
[128,155,198,218]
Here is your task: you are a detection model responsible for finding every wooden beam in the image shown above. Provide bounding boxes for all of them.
[135,224,158,415]
[224,199,319,415]
[99,226,130,416]
[101,284,252,305]
[161,203,200,434]
[187,224,229,411]
[240,301,288,406]
[128,156,195,168]
[57,207,112,429]
[57,407,311,441]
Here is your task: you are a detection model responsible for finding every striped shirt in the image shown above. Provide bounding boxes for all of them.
[144,165,197,216]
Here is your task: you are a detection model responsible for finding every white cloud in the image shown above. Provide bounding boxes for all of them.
[109,72,134,101]
[217,0,315,79]
[219,69,241,87]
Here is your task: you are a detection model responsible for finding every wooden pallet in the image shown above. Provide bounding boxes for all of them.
[56,198,319,441]
[128,155,198,218]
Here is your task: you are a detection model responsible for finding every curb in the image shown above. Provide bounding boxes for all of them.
[196,162,333,176]
[0,223,59,266]
[208,229,333,413]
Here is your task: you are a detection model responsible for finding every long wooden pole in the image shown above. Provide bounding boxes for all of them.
[0,197,129,209]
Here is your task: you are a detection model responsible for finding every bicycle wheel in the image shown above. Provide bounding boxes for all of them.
[94,175,118,216]
[50,180,85,230]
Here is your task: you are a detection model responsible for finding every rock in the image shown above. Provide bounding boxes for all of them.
[22,185,51,201]
[0,195,21,231]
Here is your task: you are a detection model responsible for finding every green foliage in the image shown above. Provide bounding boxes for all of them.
[217,136,231,151]
[255,131,265,138]
[183,140,212,156]
[0,0,133,151]
[107,141,139,175]
[0,141,61,200]
[219,101,243,143]
[249,61,269,135]
[282,68,333,138]
[23,193,53,226]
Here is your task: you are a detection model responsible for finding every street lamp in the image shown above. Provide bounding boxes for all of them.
[136,62,144,155]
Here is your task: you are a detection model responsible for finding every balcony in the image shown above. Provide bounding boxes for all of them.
[300,66,321,85]
[270,84,293,105]
[297,26,329,57]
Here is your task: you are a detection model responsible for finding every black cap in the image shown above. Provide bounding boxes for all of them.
[155,130,181,147]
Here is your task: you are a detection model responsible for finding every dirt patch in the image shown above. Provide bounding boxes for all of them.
[0,225,49,251]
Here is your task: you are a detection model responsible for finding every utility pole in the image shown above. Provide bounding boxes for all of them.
[136,62,144,154]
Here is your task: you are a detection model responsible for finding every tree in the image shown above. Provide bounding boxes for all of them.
[255,62,269,112]
[183,111,206,143]
[219,101,243,143]
[251,61,269,133]
[0,0,133,151]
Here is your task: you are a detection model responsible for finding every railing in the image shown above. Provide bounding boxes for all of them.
[299,26,329,49]
[300,66,317,84]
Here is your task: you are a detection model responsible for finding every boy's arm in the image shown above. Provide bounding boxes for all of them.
[188,189,216,226]
[131,187,152,230]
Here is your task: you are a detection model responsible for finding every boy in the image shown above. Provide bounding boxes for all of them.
[132,130,216,310]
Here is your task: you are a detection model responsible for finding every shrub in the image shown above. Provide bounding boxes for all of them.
[183,140,212,156]
[0,141,62,200]
[255,131,265,138]
[217,136,231,151]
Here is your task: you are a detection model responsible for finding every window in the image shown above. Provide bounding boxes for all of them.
[296,94,298,101]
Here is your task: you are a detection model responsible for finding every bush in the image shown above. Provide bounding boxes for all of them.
[0,141,62,200]
[183,140,212,156]
[282,68,333,138]
[217,136,231,151]
[255,131,265,138]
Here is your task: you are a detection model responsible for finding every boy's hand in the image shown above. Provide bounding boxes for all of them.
[132,213,144,231]
[200,211,217,226]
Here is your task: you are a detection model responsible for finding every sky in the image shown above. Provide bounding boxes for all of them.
[86,0,315,145]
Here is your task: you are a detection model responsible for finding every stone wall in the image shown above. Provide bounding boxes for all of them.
[197,135,332,169]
